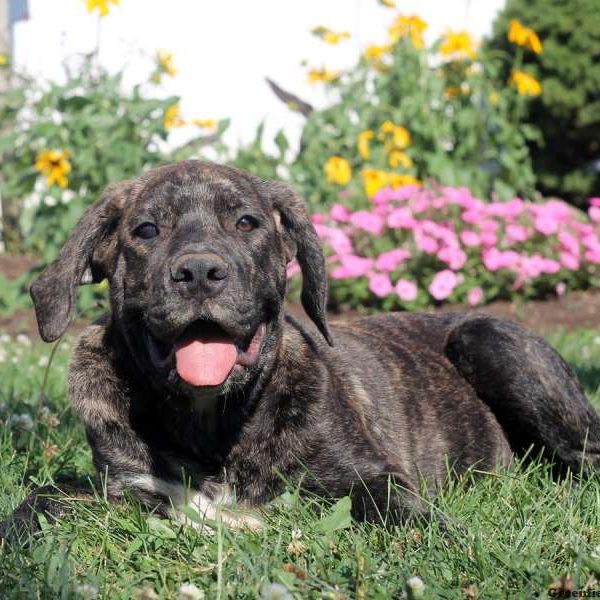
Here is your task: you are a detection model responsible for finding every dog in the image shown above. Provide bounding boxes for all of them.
[3,160,600,536]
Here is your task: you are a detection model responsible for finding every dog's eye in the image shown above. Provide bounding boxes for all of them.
[236,215,258,232]
[133,222,159,240]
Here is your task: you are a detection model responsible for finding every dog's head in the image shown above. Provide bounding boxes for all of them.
[31,160,332,395]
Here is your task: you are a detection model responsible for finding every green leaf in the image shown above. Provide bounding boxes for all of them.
[317,496,352,533]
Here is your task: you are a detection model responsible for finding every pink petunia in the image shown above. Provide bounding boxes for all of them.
[327,228,353,255]
[560,252,579,271]
[368,273,394,297]
[375,248,411,272]
[414,231,438,254]
[589,206,600,223]
[428,269,459,301]
[330,255,374,279]
[437,246,467,270]
[330,203,351,222]
[467,287,484,306]
[387,207,415,229]
[350,210,384,235]
[505,224,530,243]
[460,230,481,247]
[395,278,418,302]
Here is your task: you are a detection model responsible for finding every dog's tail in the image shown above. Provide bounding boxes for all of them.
[445,316,600,477]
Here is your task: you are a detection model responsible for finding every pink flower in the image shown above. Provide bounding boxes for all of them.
[311,213,326,225]
[505,224,529,243]
[350,210,384,235]
[375,248,411,271]
[479,232,499,247]
[437,246,467,270]
[368,273,393,297]
[479,220,499,233]
[589,206,600,223]
[482,248,520,272]
[556,282,567,297]
[560,252,580,271]
[462,209,485,224]
[539,258,561,274]
[286,260,301,278]
[428,269,459,301]
[326,228,353,255]
[558,231,580,257]
[460,230,480,247]
[395,278,418,301]
[534,215,559,236]
[330,203,351,222]
[387,207,415,229]
[589,197,600,208]
[330,255,374,279]
[467,287,484,306]
[414,231,438,254]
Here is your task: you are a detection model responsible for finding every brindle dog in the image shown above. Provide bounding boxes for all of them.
[2,160,600,537]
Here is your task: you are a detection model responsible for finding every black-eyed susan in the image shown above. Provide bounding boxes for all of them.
[163,103,185,129]
[311,26,350,45]
[380,121,411,150]
[34,149,72,189]
[192,118,217,131]
[508,19,543,54]
[325,156,352,185]
[388,15,427,50]
[358,130,375,160]
[510,69,542,96]
[307,68,341,84]
[439,31,477,60]
[156,50,177,78]
[85,0,120,17]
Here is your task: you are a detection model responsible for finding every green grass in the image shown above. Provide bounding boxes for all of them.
[1,330,600,599]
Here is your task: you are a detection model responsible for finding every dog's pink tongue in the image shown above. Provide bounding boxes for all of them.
[175,338,237,387]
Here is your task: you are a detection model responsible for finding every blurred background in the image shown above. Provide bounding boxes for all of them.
[1,0,599,325]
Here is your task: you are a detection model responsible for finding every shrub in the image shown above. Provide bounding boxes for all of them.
[487,0,600,206]
[261,12,540,210]
[290,184,600,311]
[0,59,226,262]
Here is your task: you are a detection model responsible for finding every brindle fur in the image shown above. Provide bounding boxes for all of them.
[2,160,599,538]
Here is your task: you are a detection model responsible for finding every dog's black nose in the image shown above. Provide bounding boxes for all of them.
[170,253,229,296]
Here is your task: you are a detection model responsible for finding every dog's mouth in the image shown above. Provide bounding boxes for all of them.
[145,320,266,388]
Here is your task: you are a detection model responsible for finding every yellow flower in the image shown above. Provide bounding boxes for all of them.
[192,118,217,130]
[0,54,8,67]
[364,44,391,61]
[439,31,477,60]
[311,26,350,45]
[85,0,119,17]
[362,169,420,197]
[389,15,427,50]
[362,169,389,197]
[307,68,341,84]
[378,0,396,7]
[389,173,420,188]
[380,121,411,149]
[325,156,352,186]
[508,19,543,54]
[34,149,72,189]
[164,103,185,129]
[358,130,375,160]
[388,150,413,169]
[510,69,542,96]
[156,50,177,78]
[489,91,499,105]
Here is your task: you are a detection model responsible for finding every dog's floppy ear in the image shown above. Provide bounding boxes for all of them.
[257,179,333,346]
[31,181,132,342]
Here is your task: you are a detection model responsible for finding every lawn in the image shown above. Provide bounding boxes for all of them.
[0,328,600,599]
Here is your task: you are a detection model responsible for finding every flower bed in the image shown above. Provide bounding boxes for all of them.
[288,184,600,311]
